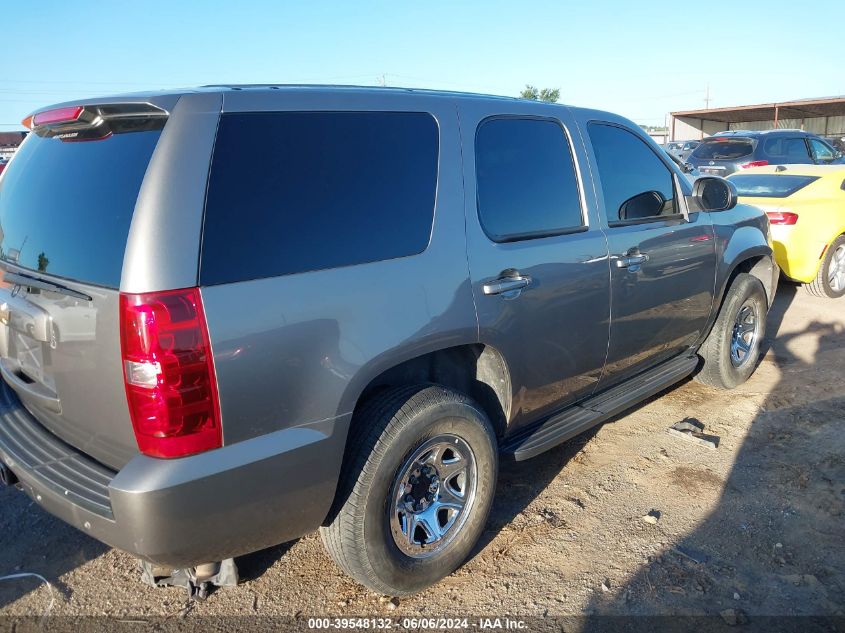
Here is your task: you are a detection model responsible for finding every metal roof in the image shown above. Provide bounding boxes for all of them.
[672,96,845,122]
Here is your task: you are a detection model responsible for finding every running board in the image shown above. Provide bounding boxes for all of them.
[501,355,699,461]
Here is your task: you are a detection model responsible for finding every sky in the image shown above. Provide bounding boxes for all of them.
[1,0,844,131]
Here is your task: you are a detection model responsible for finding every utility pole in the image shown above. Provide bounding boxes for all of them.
[704,84,711,109]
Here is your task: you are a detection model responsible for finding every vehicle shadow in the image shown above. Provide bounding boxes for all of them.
[472,426,601,559]
[235,540,298,583]
[0,487,107,609]
[760,281,797,355]
[471,365,717,563]
[0,479,301,609]
[579,288,845,631]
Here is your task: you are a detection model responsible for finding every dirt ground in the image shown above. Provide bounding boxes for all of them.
[1,281,844,628]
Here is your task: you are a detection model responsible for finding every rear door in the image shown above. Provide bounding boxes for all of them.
[0,102,172,469]
[583,121,717,390]
[459,102,610,432]
[762,136,813,166]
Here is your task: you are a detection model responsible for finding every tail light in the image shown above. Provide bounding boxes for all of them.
[740,160,769,169]
[32,106,84,127]
[766,211,798,225]
[120,288,222,458]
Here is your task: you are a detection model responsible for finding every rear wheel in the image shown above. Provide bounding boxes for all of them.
[695,273,767,390]
[805,235,845,299]
[321,385,498,595]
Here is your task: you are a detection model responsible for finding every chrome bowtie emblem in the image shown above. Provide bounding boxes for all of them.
[709,161,715,166]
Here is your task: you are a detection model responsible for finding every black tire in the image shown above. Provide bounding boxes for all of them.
[804,235,845,299]
[320,384,498,596]
[695,273,767,390]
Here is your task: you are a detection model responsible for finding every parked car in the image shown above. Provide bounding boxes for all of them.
[0,158,7,176]
[663,139,699,160]
[0,86,777,596]
[687,129,844,177]
[729,164,845,298]
[677,140,700,160]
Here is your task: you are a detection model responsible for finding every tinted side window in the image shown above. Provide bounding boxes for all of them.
[765,137,810,160]
[809,138,836,161]
[587,123,676,224]
[475,118,583,242]
[201,111,438,285]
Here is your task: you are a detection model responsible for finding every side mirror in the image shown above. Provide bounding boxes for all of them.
[692,176,737,212]
[683,162,695,174]
[619,190,666,220]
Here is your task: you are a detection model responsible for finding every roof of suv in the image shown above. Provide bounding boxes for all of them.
[201,83,523,100]
[25,84,638,152]
[30,84,533,116]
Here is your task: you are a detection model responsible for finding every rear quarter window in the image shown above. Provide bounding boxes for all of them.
[200,111,439,285]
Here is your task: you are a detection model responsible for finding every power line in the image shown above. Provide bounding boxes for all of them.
[0,78,188,86]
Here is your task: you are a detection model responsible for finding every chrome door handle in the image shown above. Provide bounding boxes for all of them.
[483,275,531,296]
[615,253,649,268]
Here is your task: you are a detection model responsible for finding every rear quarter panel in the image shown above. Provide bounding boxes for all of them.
[200,91,477,447]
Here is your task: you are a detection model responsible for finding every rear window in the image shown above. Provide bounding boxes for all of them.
[0,129,162,288]
[200,111,438,285]
[691,138,755,160]
[729,174,819,198]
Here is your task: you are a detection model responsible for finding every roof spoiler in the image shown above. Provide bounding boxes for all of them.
[22,103,168,142]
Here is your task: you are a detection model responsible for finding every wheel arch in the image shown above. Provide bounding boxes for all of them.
[341,342,512,440]
[719,236,777,308]
[698,243,776,350]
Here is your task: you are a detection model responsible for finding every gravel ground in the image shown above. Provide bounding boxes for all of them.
[1,281,843,629]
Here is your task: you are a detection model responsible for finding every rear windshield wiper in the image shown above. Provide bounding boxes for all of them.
[3,270,93,301]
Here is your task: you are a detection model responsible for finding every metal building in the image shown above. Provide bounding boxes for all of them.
[669,96,845,141]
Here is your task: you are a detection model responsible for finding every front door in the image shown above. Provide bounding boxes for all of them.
[459,102,610,432]
[582,121,717,390]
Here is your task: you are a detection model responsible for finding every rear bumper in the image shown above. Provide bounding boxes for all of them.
[0,381,349,567]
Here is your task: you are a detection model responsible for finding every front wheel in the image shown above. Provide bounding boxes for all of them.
[695,273,767,390]
[805,235,845,299]
[320,385,498,595]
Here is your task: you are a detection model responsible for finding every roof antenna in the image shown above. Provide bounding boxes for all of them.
[775,165,787,172]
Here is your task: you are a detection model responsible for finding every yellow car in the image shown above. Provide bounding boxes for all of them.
[729,165,845,298]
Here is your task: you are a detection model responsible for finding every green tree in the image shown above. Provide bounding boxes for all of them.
[519,85,560,103]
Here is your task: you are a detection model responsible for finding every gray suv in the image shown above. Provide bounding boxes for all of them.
[0,86,777,596]
[687,129,844,177]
